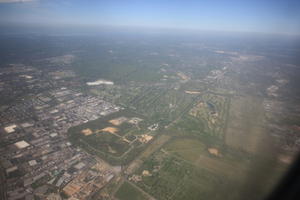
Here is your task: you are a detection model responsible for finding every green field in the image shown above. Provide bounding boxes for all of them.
[188,93,229,138]
[128,137,286,200]
[164,92,230,148]
[164,138,207,162]
[131,149,239,200]
[115,181,148,200]
[225,95,273,155]
[163,138,252,178]
[68,110,151,165]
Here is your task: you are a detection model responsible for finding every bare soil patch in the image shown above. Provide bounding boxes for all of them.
[208,148,220,156]
[81,128,93,136]
[99,127,119,134]
[109,117,128,126]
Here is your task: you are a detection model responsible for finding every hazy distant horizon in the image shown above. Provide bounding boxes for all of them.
[1,23,300,39]
[0,0,300,36]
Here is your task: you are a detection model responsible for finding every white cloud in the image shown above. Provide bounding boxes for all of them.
[0,0,36,3]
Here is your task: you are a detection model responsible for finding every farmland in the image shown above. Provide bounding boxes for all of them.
[225,95,274,155]
[129,146,240,200]
[115,181,148,200]
[124,136,286,200]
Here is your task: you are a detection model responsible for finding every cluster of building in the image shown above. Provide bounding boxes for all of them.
[0,65,121,200]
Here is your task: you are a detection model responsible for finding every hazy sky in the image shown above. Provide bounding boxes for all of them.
[0,0,300,35]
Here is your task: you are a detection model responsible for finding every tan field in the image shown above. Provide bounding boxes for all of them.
[109,117,128,126]
[138,134,153,143]
[81,128,93,136]
[208,148,220,156]
[98,127,119,134]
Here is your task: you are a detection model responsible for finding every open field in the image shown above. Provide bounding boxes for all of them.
[109,117,128,126]
[167,92,230,149]
[130,136,287,200]
[115,181,149,200]
[164,138,207,162]
[68,110,152,165]
[78,132,130,156]
[131,149,239,200]
[125,134,171,175]
[188,93,229,138]
[163,138,250,178]
[225,95,274,155]
[99,127,119,134]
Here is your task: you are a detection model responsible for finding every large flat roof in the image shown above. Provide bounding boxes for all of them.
[4,124,17,133]
[14,140,30,149]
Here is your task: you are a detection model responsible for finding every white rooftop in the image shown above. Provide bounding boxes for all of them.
[28,160,37,166]
[50,133,58,137]
[14,140,30,149]
[4,124,17,133]
[21,122,33,128]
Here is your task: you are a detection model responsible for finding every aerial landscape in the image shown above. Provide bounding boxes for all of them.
[0,0,300,200]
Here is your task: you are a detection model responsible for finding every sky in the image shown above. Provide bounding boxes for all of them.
[0,0,300,35]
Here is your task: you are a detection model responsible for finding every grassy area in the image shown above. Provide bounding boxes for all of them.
[115,181,148,200]
[162,138,249,178]
[131,136,288,200]
[125,134,171,175]
[164,138,206,162]
[79,132,130,157]
[165,92,230,149]
[68,109,148,165]
[133,150,241,200]
[225,95,274,155]
[188,93,229,138]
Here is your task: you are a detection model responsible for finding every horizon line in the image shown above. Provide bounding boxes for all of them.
[0,22,300,37]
